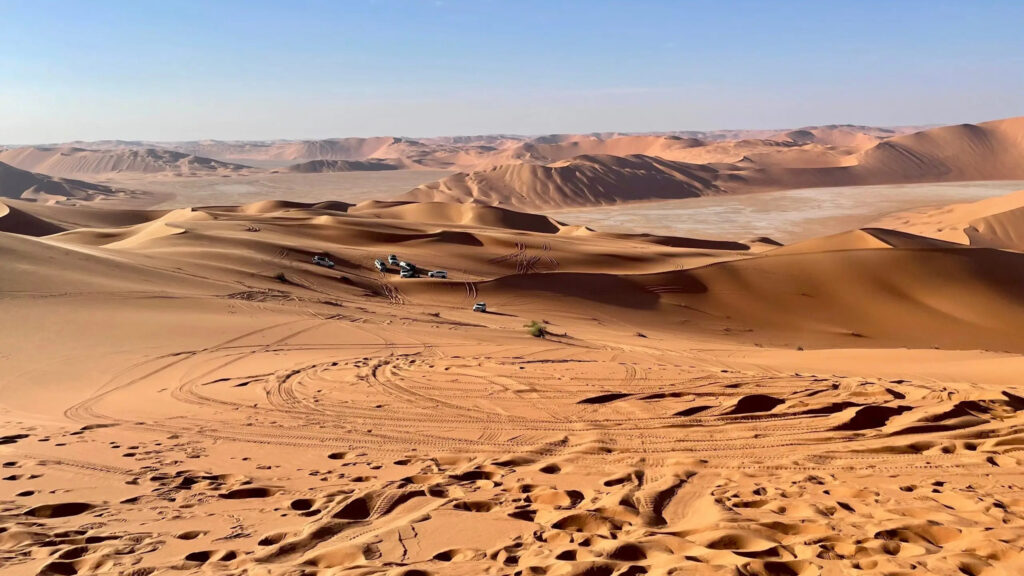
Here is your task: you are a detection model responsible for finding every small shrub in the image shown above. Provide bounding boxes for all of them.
[524,320,547,338]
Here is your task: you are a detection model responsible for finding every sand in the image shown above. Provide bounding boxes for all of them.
[3,193,1024,576]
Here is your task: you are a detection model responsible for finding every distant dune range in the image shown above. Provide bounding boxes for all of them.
[4,123,925,175]
[2,117,1021,212]
[0,146,253,178]
[405,118,1024,209]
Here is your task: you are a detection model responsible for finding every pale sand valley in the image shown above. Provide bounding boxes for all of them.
[3,119,1024,576]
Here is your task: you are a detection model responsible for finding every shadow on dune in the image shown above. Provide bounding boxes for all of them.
[481,271,707,310]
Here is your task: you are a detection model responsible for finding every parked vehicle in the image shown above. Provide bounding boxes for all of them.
[400,269,417,278]
[312,255,335,268]
[428,270,447,279]
[472,302,487,312]
[388,254,399,265]
[374,259,387,272]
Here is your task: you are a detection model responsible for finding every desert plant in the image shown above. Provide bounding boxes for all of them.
[524,320,547,338]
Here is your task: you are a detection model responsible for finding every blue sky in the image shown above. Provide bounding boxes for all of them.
[1,0,1022,142]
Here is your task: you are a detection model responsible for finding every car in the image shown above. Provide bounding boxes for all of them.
[399,261,415,271]
[312,255,335,268]
[428,270,447,279]
[400,269,417,278]
[388,255,399,266]
[374,259,387,272]
[472,302,486,312]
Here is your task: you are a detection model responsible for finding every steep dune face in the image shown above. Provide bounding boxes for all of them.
[349,200,565,233]
[0,147,252,177]
[0,161,131,203]
[404,154,729,209]
[0,201,68,236]
[853,118,1024,182]
[675,246,1024,350]
[967,203,1024,251]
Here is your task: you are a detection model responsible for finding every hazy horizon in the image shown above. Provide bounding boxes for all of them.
[3,121,948,148]
[2,0,1022,143]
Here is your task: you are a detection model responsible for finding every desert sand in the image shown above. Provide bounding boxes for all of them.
[4,185,1024,576]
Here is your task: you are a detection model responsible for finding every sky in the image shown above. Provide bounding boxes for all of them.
[1,0,1022,143]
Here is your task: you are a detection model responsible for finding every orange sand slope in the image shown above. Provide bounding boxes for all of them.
[3,195,1024,575]
[404,117,1024,209]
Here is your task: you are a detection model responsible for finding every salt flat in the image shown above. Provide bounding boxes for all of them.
[548,180,1024,243]
[100,170,454,209]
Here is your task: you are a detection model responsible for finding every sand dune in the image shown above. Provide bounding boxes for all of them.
[0,200,67,236]
[3,192,1024,575]
[285,158,403,173]
[0,161,137,204]
[873,188,1024,251]
[0,146,253,178]
[404,154,729,209]
[404,117,1024,210]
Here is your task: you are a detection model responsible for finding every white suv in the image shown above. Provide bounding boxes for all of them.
[312,255,335,268]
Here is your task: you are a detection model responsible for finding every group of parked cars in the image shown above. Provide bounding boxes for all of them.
[311,253,484,311]
[373,254,447,279]
[312,253,447,279]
